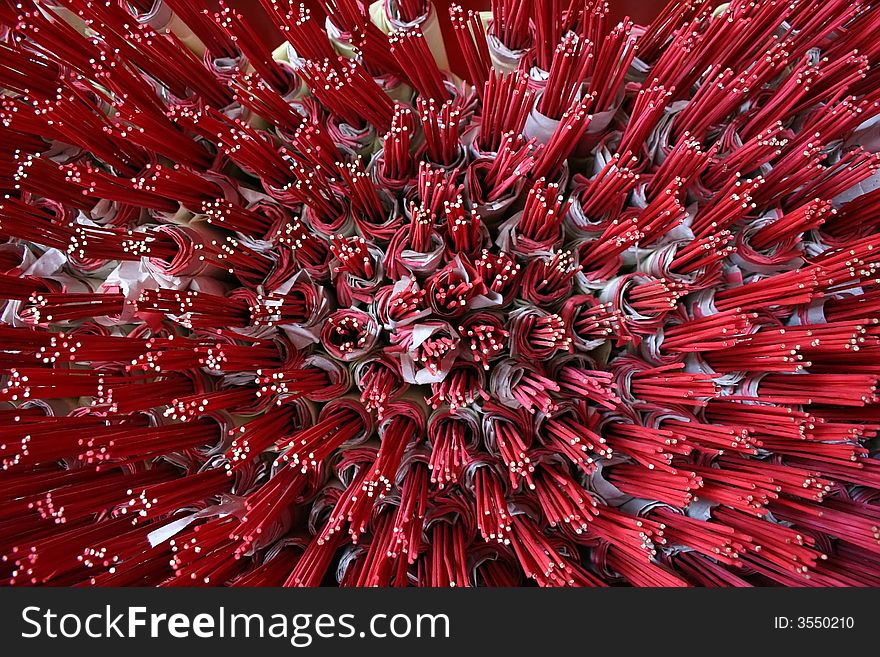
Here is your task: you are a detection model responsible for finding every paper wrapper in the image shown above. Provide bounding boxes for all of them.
[598,273,675,339]
[428,406,482,451]
[324,18,359,60]
[147,491,245,548]
[524,102,561,146]
[129,0,173,31]
[302,354,352,402]
[373,276,432,329]
[321,309,381,362]
[486,30,528,73]
[586,459,635,507]
[560,294,615,353]
[566,194,613,237]
[384,227,446,279]
[373,1,449,73]
[353,353,409,410]
[302,201,355,237]
[351,192,405,243]
[274,270,332,349]
[392,320,461,384]
[730,212,805,274]
[495,211,560,258]
[479,400,533,460]
[1,247,89,327]
[486,358,540,413]
[368,147,416,194]
[331,243,386,307]
[464,163,522,229]
[468,542,523,586]
[327,115,379,157]
[428,254,502,317]
[322,397,376,448]
[832,115,880,204]
[374,71,414,104]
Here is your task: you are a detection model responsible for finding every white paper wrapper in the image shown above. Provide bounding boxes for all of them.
[494,211,554,257]
[141,225,209,282]
[486,358,530,411]
[303,354,353,402]
[274,270,331,350]
[98,260,162,324]
[1,247,83,327]
[526,65,550,94]
[729,212,804,275]
[129,0,173,30]
[847,113,880,152]
[324,18,359,59]
[332,243,386,307]
[524,103,561,146]
[646,99,688,161]
[375,275,432,329]
[486,31,528,73]
[280,42,307,71]
[393,233,447,277]
[787,299,829,327]
[147,495,245,548]
[396,321,460,384]
[618,497,678,518]
[373,1,449,73]
[432,254,503,313]
[586,459,632,507]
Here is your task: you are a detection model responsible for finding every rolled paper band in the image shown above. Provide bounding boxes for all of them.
[166,12,208,57]
[495,211,560,258]
[144,224,208,279]
[354,353,408,415]
[525,64,550,95]
[299,354,352,402]
[367,148,414,194]
[392,320,461,384]
[479,401,533,472]
[486,31,528,73]
[846,113,880,152]
[468,542,523,587]
[127,0,173,31]
[373,276,431,329]
[374,1,449,73]
[523,102,561,146]
[787,299,828,327]
[374,72,414,104]
[619,497,680,519]
[253,269,330,343]
[321,308,381,362]
[559,293,616,353]
[324,398,376,450]
[331,241,386,307]
[204,53,244,87]
[832,168,880,204]
[379,397,427,438]
[324,18,358,59]
[384,226,446,279]
[302,201,355,238]
[587,460,635,508]
[465,160,527,228]
[599,273,682,339]
[730,216,805,275]
[426,254,501,318]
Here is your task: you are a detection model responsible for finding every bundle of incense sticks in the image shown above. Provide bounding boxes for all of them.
[2,0,880,588]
